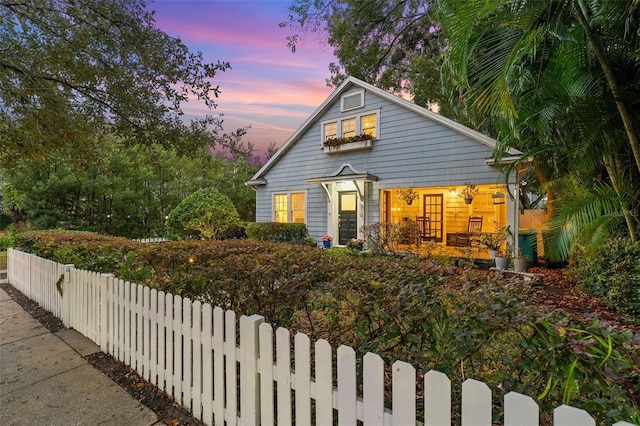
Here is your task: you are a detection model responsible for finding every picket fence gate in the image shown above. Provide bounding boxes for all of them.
[6,248,635,426]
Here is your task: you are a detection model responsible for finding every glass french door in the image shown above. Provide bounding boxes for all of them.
[423,194,443,242]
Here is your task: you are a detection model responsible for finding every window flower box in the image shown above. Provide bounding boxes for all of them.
[323,133,374,154]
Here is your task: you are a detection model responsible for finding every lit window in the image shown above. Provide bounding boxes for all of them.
[361,114,376,138]
[274,194,288,223]
[274,192,306,223]
[324,122,337,141]
[320,109,379,147]
[291,193,306,223]
[342,118,356,138]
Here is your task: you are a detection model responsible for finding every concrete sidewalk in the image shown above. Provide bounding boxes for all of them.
[0,285,160,425]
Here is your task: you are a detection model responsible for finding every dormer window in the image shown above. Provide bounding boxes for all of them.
[321,108,380,153]
[321,109,380,144]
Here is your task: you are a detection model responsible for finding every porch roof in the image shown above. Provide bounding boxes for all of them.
[306,162,378,184]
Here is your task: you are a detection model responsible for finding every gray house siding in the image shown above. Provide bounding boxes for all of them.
[249,77,519,242]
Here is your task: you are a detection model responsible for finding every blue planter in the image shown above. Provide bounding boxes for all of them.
[322,240,331,249]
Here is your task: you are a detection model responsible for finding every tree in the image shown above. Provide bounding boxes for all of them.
[437,0,640,251]
[209,128,261,221]
[167,188,241,240]
[0,0,229,168]
[283,0,446,106]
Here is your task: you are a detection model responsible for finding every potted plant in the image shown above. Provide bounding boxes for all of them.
[346,237,365,251]
[513,247,529,272]
[478,226,507,259]
[495,250,510,270]
[458,182,479,204]
[396,187,419,205]
[321,234,333,249]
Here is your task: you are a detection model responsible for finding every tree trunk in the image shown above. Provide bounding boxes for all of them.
[603,155,638,242]
[574,1,640,175]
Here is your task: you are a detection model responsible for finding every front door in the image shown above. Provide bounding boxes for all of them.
[338,191,358,245]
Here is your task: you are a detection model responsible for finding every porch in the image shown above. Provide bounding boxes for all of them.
[382,184,509,259]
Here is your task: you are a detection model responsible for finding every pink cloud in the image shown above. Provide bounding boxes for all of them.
[149,1,338,157]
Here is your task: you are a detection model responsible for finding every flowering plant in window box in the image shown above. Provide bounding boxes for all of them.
[396,187,419,205]
[323,132,374,148]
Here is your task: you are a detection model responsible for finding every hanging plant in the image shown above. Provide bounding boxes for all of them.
[396,187,419,205]
[458,182,479,204]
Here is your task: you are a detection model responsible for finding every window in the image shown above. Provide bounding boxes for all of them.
[273,192,306,223]
[291,193,306,223]
[274,194,288,223]
[361,114,376,138]
[342,118,356,138]
[323,122,337,142]
[320,109,380,145]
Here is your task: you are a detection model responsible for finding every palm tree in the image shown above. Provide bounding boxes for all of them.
[437,0,640,250]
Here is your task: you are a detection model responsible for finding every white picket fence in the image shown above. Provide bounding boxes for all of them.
[6,248,635,426]
[132,237,170,244]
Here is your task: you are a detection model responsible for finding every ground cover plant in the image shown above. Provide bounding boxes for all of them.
[10,230,640,424]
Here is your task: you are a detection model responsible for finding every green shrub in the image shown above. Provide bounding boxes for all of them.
[0,234,16,250]
[219,223,247,240]
[245,222,308,244]
[13,230,138,272]
[167,188,241,240]
[119,239,329,328]
[572,237,640,317]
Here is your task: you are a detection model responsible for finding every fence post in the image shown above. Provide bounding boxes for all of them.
[100,273,114,353]
[504,391,538,426]
[62,264,75,328]
[424,370,451,426]
[554,405,595,426]
[462,378,491,426]
[240,314,264,426]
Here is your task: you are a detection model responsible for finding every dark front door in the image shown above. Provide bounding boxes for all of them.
[338,191,358,245]
[423,194,443,242]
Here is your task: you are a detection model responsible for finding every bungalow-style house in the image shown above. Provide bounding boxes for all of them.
[247,76,523,254]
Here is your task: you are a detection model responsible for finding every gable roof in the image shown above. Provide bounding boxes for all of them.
[248,76,521,185]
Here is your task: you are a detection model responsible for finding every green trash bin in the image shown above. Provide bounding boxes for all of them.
[518,230,537,265]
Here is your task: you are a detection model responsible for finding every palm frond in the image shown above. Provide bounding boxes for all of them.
[546,178,628,261]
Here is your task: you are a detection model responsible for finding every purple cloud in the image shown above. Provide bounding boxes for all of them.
[149,1,337,155]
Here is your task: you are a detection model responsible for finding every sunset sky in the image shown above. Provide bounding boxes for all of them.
[148,0,338,158]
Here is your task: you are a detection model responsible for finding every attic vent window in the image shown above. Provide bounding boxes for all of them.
[341,90,364,112]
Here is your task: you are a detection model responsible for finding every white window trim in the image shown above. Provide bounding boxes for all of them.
[272,190,307,223]
[320,108,380,148]
[340,89,365,112]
